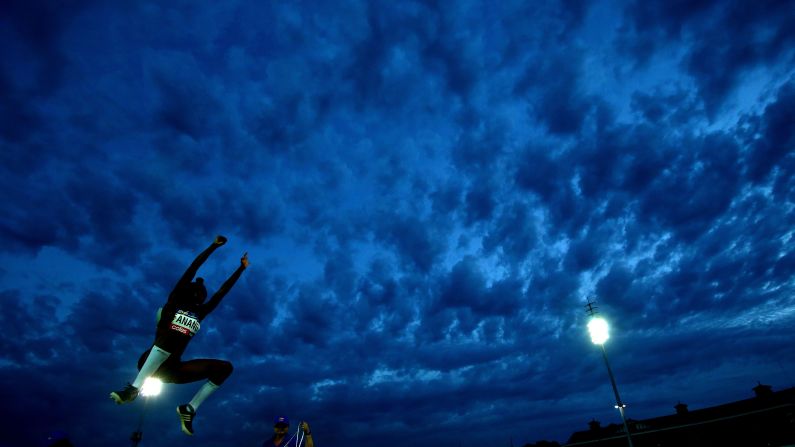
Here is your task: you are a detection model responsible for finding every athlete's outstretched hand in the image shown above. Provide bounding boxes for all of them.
[240,252,249,268]
[214,235,228,246]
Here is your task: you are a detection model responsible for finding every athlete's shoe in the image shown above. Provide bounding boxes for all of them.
[110,384,139,404]
[177,404,196,436]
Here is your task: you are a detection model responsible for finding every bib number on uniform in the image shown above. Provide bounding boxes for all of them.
[170,310,200,336]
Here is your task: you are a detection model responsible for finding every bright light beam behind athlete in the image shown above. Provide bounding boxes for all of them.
[110,235,249,436]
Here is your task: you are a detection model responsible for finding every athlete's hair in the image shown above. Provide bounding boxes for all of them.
[190,279,207,302]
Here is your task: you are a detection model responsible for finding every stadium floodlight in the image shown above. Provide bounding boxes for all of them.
[141,377,163,397]
[587,317,610,345]
[585,304,633,447]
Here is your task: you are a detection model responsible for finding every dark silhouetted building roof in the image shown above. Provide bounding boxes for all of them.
[564,384,795,447]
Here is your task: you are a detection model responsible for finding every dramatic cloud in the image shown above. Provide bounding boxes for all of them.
[1,1,793,446]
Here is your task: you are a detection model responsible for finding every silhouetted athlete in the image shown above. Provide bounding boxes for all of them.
[110,235,248,436]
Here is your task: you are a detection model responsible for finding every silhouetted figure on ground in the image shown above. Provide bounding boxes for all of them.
[263,416,315,447]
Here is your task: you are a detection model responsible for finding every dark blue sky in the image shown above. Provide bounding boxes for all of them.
[1,1,794,446]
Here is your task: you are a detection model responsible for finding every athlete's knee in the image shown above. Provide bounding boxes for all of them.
[153,336,181,354]
[210,360,233,385]
[219,360,233,378]
[136,349,151,370]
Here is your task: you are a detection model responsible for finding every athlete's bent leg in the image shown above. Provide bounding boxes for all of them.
[133,346,171,387]
[110,346,171,404]
[171,359,234,435]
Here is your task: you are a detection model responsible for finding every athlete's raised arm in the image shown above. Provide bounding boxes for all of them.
[200,252,248,318]
[175,235,227,288]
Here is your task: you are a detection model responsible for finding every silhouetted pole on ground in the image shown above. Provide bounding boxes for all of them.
[130,397,148,446]
[131,378,162,446]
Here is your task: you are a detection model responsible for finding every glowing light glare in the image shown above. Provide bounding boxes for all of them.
[588,317,610,345]
[141,377,163,397]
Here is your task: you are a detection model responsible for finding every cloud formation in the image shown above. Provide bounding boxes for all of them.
[1,0,793,446]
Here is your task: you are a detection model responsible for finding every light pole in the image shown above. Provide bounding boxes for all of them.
[131,377,163,446]
[586,303,634,447]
